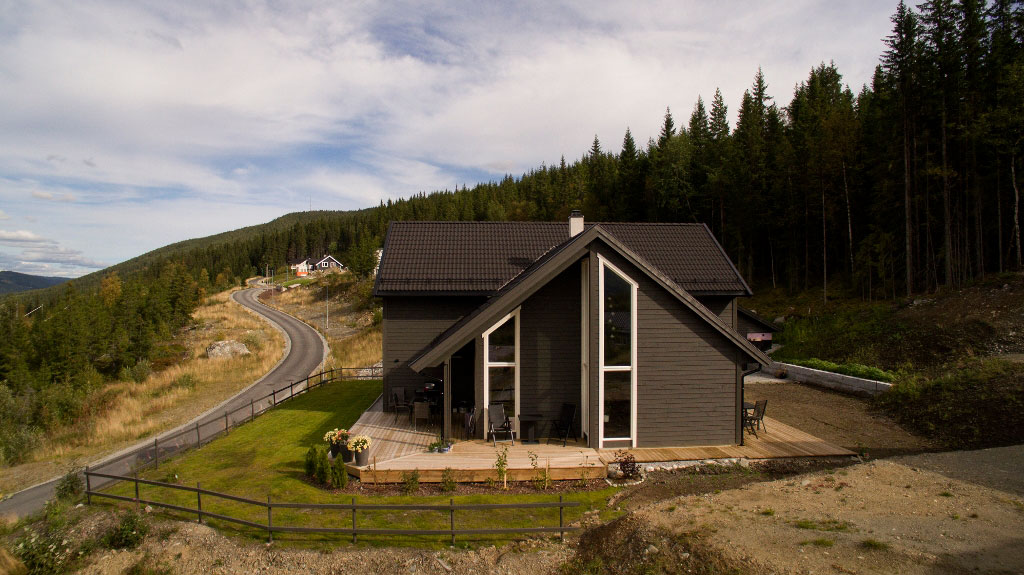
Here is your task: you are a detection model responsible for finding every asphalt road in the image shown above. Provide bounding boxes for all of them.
[0,286,325,519]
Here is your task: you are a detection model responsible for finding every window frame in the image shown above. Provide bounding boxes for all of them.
[482,308,520,431]
[597,255,638,447]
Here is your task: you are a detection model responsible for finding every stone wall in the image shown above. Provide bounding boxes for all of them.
[768,362,892,396]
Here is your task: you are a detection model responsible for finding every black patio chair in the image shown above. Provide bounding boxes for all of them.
[488,403,515,446]
[548,403,578,446]
[463,406,476,439]
[392,387,411,423]
[743,400,768,438]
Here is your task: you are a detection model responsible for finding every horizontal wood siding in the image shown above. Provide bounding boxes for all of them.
[518,263,582,437]
[383,296,484,409]
[592,245,740,448]
[696,296,736,330]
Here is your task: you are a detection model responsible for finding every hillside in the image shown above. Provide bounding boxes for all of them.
[0,270,67,294]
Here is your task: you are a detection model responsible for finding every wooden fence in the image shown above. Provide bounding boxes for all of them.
[84,470,579,543]
[90,366,382,478]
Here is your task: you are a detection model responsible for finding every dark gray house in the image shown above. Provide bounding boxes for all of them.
[373,212,770,449]
[737,307,780,352]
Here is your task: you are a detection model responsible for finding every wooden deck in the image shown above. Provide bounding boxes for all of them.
[596,417,855,464]
[348,404,853,483]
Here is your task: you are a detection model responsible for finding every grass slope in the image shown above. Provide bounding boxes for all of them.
[105,381,617,547]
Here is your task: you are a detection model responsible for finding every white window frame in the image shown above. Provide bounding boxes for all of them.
[482,308,520,432]
[597,255,638,448]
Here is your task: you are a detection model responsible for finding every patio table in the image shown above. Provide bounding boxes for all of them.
[518,413,543,444]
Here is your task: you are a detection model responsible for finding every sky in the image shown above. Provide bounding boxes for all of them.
[0,0,898,278]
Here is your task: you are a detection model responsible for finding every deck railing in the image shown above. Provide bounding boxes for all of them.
[84,469,579,543]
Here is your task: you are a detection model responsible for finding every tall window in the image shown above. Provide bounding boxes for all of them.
[484,310,518,425]
[599,258,636,444]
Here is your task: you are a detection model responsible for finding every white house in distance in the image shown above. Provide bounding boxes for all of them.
[289,257,312,277]
[289,254,345,277]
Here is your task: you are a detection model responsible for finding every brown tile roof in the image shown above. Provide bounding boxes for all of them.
[374,221,750,296]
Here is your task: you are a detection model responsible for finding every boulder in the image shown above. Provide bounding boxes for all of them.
[207,340,251,359]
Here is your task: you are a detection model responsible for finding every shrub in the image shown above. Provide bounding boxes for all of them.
[13,528,75,575]
[786,357,895,382]
[304,445,318,478]
[313,446,329,485]
[129,360,153,384]
[103,510,149,550]
[401,469,420,494]
[55,468,84,501]
[613,450,641,479]
[330,456,349,489]
[241,331,263,353]
[0,424,41,466]
[440,467,457,492]
[171,373,197,391]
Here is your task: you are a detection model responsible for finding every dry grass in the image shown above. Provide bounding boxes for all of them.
[0,287,286,496]
[329,324,382,369]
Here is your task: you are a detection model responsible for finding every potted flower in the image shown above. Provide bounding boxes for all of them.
[323,428,349,459]
[347,435,372,466]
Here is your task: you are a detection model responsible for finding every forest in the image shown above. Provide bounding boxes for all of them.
[1,0,1022,462]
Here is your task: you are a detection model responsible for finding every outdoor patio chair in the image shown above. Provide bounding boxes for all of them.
[413,401,430,431]
[488,403,515,446]
[743,400,768,438]
[548,403,577,446]
[393,387,412,423]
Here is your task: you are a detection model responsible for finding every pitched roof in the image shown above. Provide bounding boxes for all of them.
[408,225,770,371]
[738,307,779,333]
[373,221,750,296]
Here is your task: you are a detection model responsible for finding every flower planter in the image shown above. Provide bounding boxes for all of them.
[329,443,341,458]
[354,449,369,466]
[341,445,353,463]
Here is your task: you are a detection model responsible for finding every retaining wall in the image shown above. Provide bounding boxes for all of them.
[767,361,892,396]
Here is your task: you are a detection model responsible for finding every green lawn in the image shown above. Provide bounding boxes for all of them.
[101,380,619,547]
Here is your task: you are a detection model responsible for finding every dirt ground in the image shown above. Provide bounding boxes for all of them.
[631,447,1024,575]
[745,379,939,459]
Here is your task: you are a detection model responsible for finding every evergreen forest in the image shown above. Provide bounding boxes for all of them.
[2,0,1023,461]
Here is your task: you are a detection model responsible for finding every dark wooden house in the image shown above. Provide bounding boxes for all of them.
[373,212,769,449]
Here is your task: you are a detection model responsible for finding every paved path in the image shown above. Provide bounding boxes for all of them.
[0,286,326,519]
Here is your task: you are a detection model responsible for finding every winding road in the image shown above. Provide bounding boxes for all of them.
[0,286,326,519]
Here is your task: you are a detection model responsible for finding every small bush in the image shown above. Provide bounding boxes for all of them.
[241,332,263,353]
[103,510,149,550]
[613,450,641,479]
[330,457,348,489]
[304,445,318,478]
[786,357,895,382]
[55,469,84,501]
[440,467,457,492]
[13,529,75,575]
[801,538,835,547]
[129,360,153,384]
[313,446,329,485]
[860,538,889,550]
[0,425,42,466]
[401,469,420,494]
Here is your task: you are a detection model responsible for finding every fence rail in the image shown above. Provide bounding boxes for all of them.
[89,366,381,480]
[84,470,579,543]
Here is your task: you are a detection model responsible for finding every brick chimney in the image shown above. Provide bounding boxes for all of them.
[569,210,584,237]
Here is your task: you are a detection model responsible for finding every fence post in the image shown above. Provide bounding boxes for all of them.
[85,466,91,505]
[196,482,203,524]
[134,472,140,511]
[272,389,276,405]
[154,437,159,469]
[352,497,357,544]
[450,498,455,546]
[250,398,255,421]
[195,422,201,447]
[559,495,564,542]
[267,495,273,543]
[224,411,228,433]
[289,380,294,398]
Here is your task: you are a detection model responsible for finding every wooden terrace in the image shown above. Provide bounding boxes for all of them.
[348,397,854,484]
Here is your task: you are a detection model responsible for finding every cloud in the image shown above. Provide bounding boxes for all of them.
[0,1,899,276]
[0,229,52,246]
[19,246,106,269]
[0,210,9,220]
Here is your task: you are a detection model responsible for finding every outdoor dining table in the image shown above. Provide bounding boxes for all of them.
[518,413,543,444]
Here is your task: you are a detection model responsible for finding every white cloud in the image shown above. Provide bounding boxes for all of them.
[0,1,899,275]
[0,229,52,246]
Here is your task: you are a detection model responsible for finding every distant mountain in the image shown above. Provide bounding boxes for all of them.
[0,270,69,294]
